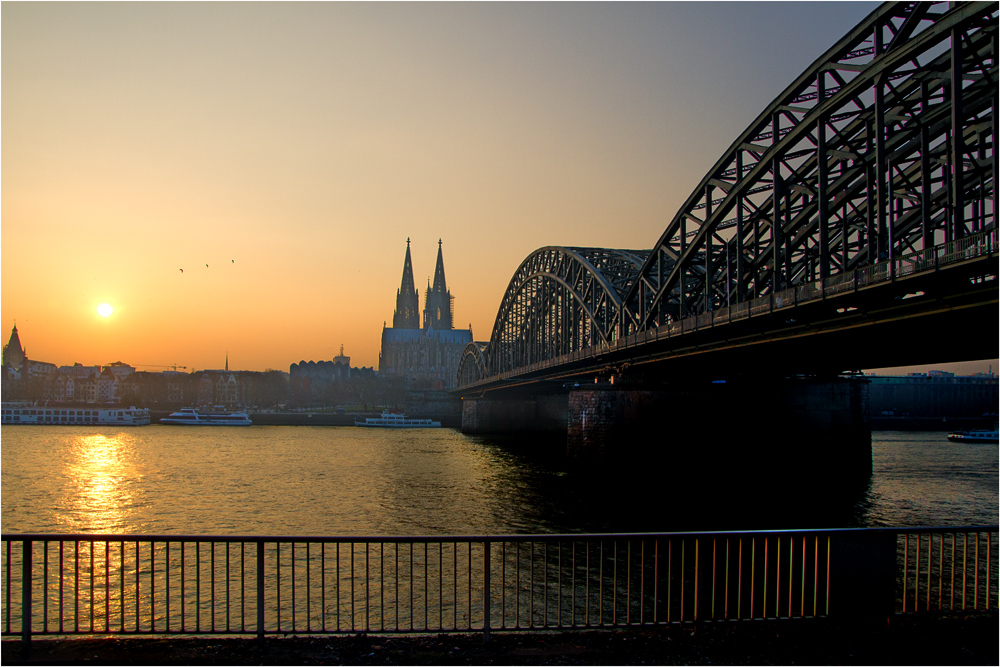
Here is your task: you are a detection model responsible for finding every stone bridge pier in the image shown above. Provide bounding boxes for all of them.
[462,376,871,482]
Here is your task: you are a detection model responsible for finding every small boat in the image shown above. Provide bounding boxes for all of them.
[947,426,998,443]
[160,407,252,426]
[1,403,150,426]
[355,410,441,428]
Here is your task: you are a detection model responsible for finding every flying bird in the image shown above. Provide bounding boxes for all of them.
[179,269,184,273]
[206,264,209,268]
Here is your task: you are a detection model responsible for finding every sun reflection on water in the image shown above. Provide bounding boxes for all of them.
[57,432,143,533]
[4,426,995,536]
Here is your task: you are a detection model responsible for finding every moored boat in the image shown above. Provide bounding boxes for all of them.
[160,407,252,426]
[947,426,999,443]
[1,403,150,426]
[355,410,441,428]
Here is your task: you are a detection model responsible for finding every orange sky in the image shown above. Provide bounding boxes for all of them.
[2,3,994,375]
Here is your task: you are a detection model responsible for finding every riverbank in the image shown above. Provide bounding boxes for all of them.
[3,612,996,665]
[147,411,463,428]
[869,416,996,431]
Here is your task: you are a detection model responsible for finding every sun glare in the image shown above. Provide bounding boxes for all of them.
[97,303,113,317]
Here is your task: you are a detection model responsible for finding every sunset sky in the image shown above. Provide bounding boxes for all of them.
[2,2,994,375]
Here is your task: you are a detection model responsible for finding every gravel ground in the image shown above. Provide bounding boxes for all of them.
[2,613,996,665]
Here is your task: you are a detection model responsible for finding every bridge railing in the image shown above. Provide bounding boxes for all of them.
[824,271,857,295]
[2,527,995,642]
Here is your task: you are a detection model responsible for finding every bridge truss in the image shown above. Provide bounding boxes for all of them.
[619,0,996,334]
[459,1,996,385]
[460,248,651,381]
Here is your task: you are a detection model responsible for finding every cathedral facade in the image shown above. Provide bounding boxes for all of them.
[379,240,472,390]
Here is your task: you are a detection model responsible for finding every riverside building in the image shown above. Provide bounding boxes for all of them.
[289,346,376,407]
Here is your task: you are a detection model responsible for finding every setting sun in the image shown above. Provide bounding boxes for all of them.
[97,303,113,318]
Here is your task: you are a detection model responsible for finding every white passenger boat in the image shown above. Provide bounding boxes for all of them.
[1,404,150,426]
[947,427,998,443]
[160,407,252,426]
[355,410,441,428]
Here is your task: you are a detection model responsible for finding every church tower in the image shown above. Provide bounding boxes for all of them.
[392,238,420,329]
[2,324,26,370]
[2,323,28,400]
[423,239,453,331]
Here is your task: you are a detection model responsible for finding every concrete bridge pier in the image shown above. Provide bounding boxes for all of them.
[565,376,872,483]
[461,395,568,434]
[461,376,871,483]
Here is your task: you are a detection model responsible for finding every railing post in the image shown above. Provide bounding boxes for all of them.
[483,539,491,643]
[256,539,265,643]
[21,539,32,645]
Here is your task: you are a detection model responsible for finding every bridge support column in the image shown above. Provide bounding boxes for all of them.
[567,386,667,462]
[566,377,871,482]
[461,396,567,434]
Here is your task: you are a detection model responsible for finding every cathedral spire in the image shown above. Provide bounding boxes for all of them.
[432,239,447,295]
[392,238,420,329]
[424,239,453,330]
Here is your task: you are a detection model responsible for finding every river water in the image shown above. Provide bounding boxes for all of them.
[1,426,996,536]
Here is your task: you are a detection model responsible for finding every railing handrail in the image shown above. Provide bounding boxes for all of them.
[4,525,997,543]
[3,526,996,642]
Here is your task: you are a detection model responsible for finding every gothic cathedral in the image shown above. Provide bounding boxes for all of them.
[379,240,472,389]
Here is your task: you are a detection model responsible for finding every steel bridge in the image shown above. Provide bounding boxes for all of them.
[458,1,997,393]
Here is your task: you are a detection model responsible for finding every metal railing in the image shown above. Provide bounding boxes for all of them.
[899,528,996,613]
[2,527,996,642]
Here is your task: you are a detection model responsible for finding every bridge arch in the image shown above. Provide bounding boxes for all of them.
[457,341,489,386]
[485,247,651,375]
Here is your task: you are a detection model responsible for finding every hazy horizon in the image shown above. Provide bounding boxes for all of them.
[3,2,995,377]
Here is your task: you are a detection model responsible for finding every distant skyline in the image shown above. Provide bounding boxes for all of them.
[3,2,995,376]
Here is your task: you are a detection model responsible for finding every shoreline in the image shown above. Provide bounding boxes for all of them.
[146,411,464,428]
[3,613,996,665]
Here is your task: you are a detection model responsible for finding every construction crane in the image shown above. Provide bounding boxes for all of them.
[135,364,188,371]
